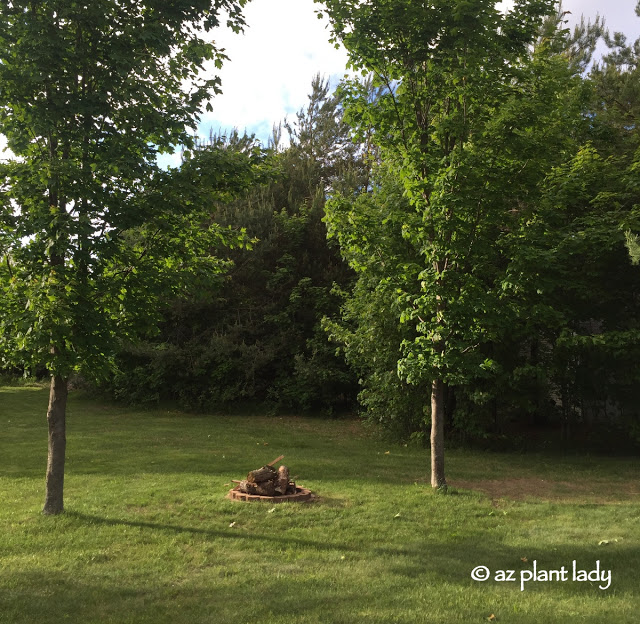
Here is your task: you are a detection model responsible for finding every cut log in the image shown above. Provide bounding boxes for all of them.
[236,478,276,497]
[237,479,257,494]
[247,465,277,484]
[275,465,289,495]
[255,480,276,496]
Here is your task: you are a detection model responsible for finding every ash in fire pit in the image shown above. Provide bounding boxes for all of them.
[227,455,313,503]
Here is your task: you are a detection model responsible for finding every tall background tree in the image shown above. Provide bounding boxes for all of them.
[515,3,640,446]
[0,0,255,514]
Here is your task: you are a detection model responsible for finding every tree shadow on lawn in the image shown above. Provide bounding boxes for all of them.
[64,511,639,594]
[66,510,362,553]
[0,569,378,624]
[3,527,637,624]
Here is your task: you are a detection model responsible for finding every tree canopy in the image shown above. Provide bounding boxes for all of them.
[313,0,640,474]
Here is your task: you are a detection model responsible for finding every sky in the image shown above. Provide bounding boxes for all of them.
[199,0,348,142]
[1,1,639,167]
[159,0,640,166]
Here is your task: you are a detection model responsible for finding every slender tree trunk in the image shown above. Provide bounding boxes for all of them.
[430,377,447,489]
[42,375,68,515]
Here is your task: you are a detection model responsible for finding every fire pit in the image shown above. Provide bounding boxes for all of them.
[226,454,313,503]
[227,486,313,503]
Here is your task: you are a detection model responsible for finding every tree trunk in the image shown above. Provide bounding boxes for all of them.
[430,377,447,489]
[42,375,68,515]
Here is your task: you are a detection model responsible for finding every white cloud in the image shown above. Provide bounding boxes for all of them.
[5,0,639,170]
[196,0,349,143]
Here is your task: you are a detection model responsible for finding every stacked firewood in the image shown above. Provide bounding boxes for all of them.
[234,455,297,497]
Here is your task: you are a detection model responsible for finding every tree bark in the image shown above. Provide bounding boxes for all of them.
[42,375,68,515]
[430,377,447,489]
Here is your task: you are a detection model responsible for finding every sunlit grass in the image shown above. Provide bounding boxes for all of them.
[1,384,639,623]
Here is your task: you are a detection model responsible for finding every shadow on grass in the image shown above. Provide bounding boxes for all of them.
[64,511,640,594]
[3,488,640,624]
[0,569,377,624]
[66,510,360,553]
[3,532,637,624]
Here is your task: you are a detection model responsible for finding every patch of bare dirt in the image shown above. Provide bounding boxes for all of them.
[452,477,640,503]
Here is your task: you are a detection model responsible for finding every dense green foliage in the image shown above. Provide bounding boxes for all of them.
[0,0,254,381]
[467,12,640,445]
[107,77,367,412]
[318,0,568,487]
[318,0,640,453]
[2,0,640,459]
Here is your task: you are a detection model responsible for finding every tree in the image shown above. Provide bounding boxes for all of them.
[0,0,254,514]
[318,0,559,487]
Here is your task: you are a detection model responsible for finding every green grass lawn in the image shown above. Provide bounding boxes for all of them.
[1,384,639,623]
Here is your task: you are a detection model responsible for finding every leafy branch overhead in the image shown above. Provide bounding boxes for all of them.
[0,0,260,379]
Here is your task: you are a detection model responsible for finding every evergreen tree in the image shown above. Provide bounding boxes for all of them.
[109,76,368,412]
[506,6,640,445]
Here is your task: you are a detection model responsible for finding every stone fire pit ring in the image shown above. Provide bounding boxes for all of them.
[227,486,313,503]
